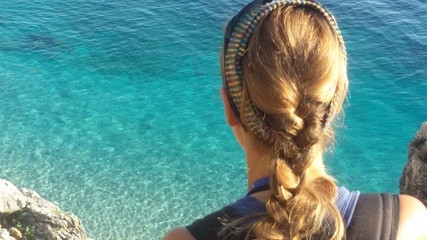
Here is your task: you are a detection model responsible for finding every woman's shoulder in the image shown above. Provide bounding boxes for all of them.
[397,194,427,240]
[346,191,427,239]
[163,228,195,240]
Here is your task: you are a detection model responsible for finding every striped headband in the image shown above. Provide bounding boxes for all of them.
[223,0,346,143]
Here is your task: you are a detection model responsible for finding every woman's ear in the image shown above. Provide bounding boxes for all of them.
[220,88,240,127]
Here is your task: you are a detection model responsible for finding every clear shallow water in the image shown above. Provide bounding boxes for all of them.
[0,0,426,239]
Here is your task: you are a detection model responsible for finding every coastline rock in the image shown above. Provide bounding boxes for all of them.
[400,122,427,207]
[0,180,89,240]
[0,181,27,217]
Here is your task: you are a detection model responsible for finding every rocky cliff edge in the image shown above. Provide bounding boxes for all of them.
[0,179,90,240]
[400,122,427,207]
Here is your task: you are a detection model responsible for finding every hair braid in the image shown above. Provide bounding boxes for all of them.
[250,99,343,239]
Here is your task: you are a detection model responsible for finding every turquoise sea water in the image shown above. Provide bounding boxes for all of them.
[0,0,426,239]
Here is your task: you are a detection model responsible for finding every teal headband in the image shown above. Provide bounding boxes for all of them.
[223,0,346,143]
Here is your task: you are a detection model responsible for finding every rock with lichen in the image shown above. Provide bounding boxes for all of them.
[400,122,427,207]
[0,179,89,240]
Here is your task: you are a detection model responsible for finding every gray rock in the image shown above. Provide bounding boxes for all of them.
[400,122,427,207]
[0,180,27,217]
[18,189,39,200]
[0,180,88,240]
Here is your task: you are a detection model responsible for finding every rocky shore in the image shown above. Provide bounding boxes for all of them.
[400,122,427,207]
[0,180,89,240]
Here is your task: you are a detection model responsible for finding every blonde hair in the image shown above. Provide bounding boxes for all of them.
[230,5,348,240]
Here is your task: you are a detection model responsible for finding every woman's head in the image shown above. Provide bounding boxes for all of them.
[222,0,348,145]
[221,0,348,239]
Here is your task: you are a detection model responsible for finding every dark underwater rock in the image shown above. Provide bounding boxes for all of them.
[22,34,62,51]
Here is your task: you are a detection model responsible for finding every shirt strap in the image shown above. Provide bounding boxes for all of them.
[247,176,270,196]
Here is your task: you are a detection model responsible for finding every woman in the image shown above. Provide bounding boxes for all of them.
[165,0,427,239]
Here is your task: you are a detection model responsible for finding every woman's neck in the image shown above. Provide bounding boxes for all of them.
[245,143,327,191]
[246,147,271,191]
